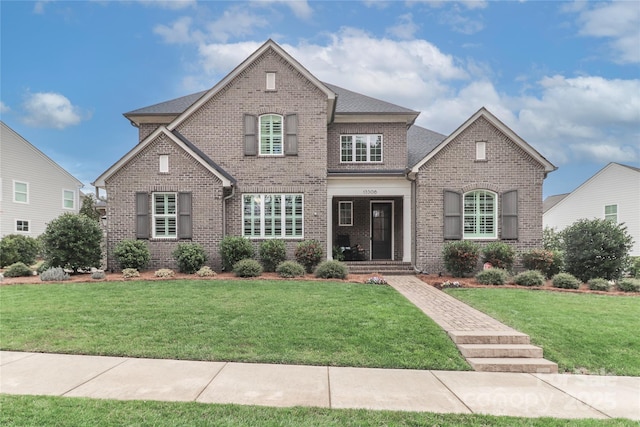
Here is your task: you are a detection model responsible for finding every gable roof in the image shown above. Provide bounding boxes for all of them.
[1,121,83,187]
[92,126,235,188]
[407,124,447,168]
[410,107,557,174]
[125,90,208,117]
[323,82,418,115]
[543,193,570,213]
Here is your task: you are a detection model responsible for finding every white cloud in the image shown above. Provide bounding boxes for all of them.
[573,1,640,64]
[33,0,52,14]
[0,101,10,114]
[154,16,199,44]
[22,92,88,129]
[386,13,420,40]
[258,0,313,20]
[206,6,270,43]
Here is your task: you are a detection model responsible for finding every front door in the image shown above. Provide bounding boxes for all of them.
[371,202,392,259]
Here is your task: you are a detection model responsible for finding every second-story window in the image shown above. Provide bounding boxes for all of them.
[63,190,75,209]
[260,114,283,155]
[340,134,382,163]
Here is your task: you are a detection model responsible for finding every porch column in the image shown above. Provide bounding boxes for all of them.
[326,195,333,260]
[403,194,412,263]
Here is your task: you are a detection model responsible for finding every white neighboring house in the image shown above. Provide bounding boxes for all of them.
[0,121,83,238]
[543,162,640,256]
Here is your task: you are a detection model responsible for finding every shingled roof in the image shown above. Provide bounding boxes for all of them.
[407,125,447,168]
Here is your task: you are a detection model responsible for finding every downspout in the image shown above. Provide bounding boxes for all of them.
[222,185,235,239]
[405,169,421,274]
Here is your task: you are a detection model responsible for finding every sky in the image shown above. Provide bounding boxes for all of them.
[1,0,639,199]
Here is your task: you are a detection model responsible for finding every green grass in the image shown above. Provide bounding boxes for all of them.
[0,280,468,370]
[445,289,640,376]
[2,395,634,427]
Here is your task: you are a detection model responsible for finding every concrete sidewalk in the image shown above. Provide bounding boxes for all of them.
[1,351,639,420]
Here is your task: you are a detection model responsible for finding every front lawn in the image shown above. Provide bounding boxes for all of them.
[0,280,469,370]
[446,288,640,376]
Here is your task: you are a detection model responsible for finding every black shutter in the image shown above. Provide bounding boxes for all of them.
[178,192,192,239]
[285,113,298,155]
[135,192,149,239]
[244,114,257,156]
[501,190,518,240]
[443,190,462,240]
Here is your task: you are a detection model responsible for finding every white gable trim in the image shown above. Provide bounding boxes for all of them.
[411,107,557,174]
[167,39,336,130]
[92,126,232,188]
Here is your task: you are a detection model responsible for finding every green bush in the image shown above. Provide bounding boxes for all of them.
[36,261,53,275]
[41,213,102,273]
[481,242,515,271]
[219,236,255,271]
[332,246,345,262]
[40,267,70,282]
[543,226,564,251]
[314,260,348,279]
[3,262,34,278]
[294,240,324,273]
[0,234,40,268]
[475,268,509,285]
[627,257,640,278]
[172,243,207,274]
[521,249,564,279]
[79,193,102,222]
[196,266,216,277]
[587,278,611,292]
[562,218,633,282]
[442,240,480,277]
[233,258,263,277]
[617,278,640,292]
[122,268,139,279]
[552,272,581,289]
[259,239,287,272]
[513,270,545,287]
[275,261,306,278]
[113,239,150,271]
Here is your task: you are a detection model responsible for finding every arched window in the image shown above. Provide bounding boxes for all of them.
[259,114,283,155]
[463,190,497,239]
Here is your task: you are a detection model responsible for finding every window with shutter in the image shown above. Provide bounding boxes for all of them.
[463,190,497,239]
[259,114,283,155]
[501,190,518,239]
[443,190,462,240]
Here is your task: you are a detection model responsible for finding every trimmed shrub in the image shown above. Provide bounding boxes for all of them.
[294,240,324,273]
[276,261,306,278]
[587,278,611,292]
[513,270,545,287]
[259,239,287,272]
[617,278,640,292]
[315,260,348,279]
[442,240,480,277]
[41,213,102,273]
[40,267,70,282]
[220,236,255,271]
[233,259,263,278]
[0,234,40,268]
[91,270,106,280]
[113,239,150,271]
[475,268,509,285]
[122,268,140,279]
[172,243,207,274]
[552,272,581,289]
[521,249,564,279]
[196,266,216,277]
[155,268,175,278]
[562,218,633,282]
[3,262,34,278]
[481,242,515,271]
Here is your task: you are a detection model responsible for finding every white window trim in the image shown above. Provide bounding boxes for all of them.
[476,141,486,160]
[340,134,383,163]
[63,189,76,210]
[604,204,618,223]
[152,192,177,239]
[338,201,353,226]
[259,114,284,156]
[13,180,29,204]
[266,72,276,90]
[463,190,498,240]
[159,155,169,173]
[242,193,304,239]
[15,219,31,233]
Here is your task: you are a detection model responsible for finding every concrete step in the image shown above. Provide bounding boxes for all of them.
[458,344,543,359]
[467,357,559,374]
[346,262,415,275]
[448,330,531,345]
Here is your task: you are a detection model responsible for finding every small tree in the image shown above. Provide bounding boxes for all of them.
[562,218,633,282]
[0,234,40,268]
[79,194,102,222]
[41,213,102,273]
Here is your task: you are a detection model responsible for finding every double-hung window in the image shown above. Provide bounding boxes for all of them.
[259,114,283,155]
[16,220,30,232]
[340,134,382,163]
[463,190,497,239]
[605,204,618,223]
[338,201,353,226]
[243,194,303,238]
[153,193,177,238]
[14,181,28,203]
[63,190,75,209]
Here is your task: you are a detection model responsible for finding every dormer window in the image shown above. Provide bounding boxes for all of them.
[266,72,276,90]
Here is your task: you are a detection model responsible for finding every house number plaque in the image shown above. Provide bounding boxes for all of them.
[363,189,378,195]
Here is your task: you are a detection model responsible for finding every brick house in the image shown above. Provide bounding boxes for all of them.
[94,40,556,273]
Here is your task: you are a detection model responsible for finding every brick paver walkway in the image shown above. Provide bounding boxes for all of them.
[386,275,516,332]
